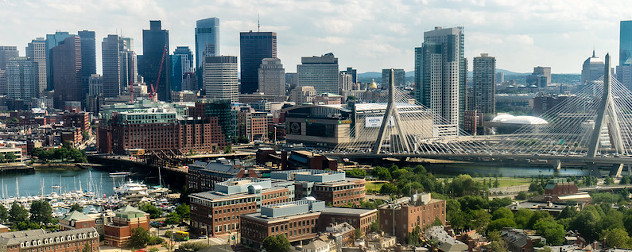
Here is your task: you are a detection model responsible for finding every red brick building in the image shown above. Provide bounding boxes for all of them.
[544,178,578,196]
[186,159,259,192]
[0,228,99,252]
[103,206,150,248]
[313,178,366,207]
[379,193,446,241]
[59,211,96,231]
[63,112,91,135]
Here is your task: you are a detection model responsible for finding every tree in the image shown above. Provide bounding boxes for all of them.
[30,200,54,226]
[449,174,484,197]
[470,209,491,232]
[140,204,163,219]
[380,183,398,195]
[223,144,232,154]
[513,209,534,229]
[164,212,181,225]
[488,218,517,232]
[262,235,291,252]
[372,166,392,181]
[0,204,8,223]
[570,205,603,242]
[492,208,514,220]
[175,204,190,220]
[69,203,83,212]
[370,221,379,233]
[129,227,150,249]
[346,168,366,178]
[534,220,566,245]
[4,152,16,163]
[355,228,363,239]
[516,191,528,200]
[8,203,29,224]
[488,231,508,252]
[489,198,513,212]
[602,228,631,248]
[527,211,552,230]
[431,217,443,226]
[82,243,92,252]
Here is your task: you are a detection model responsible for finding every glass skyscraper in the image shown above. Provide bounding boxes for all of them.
[195,18,220,69]
[240,31,277,94]
[620,21,632,66]
[78,30,96,96]
[139,20,170,101]
[45,32,72,90]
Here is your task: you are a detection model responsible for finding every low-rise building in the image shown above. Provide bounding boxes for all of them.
[425,226,468,252]
[103,206,150,248]
[59,211,96,231]
[0,228,99,252]
[500,228,545,252]
[271,169,365,207]
[187,159,259,192]
[379,193,446,241]
[544,178,578,196]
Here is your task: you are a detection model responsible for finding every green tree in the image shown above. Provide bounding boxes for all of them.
[4,152,16,163]
[515,191,528,200]
[175,204,190,220]
[223,144,232,154]
[262,235,291,252]
[30,200,54,226]
[570,205,603,242]
[380,183,398,195]
[489,198,513,212]
[8,203,29,224]
[602,228,631,249]
[164,212,181,225]
[431,217,443,226]
[372,166,392,181]
[527,211,552,230]
[534,220,566,245]
[129,227,150,249]
[488,231,508,252]
[488,218,517,232]
[140,204,163,219]
[346,168,366,178]
[470,209,492,232]
[450,174,484,197]
[70,203,83,213]
[513,209,534,229]
[0,204,8,223]
[82,243,92,252]
[492,208,514,220]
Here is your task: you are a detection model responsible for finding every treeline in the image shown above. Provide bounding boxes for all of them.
[31,144,87,163]
[0,201,56,231]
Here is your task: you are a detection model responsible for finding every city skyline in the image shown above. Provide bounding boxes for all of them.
[2,0,632,74]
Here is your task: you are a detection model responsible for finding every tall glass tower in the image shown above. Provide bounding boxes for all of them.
[240,31,277,94]
[195,18,220,69]
[620,21,632,66]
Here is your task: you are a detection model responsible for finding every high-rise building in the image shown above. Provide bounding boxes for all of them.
[0,46,19,70]
[526,66,551,88]
[203,56,238,103]
[195,18,220,68]
[0,70,5,96]
[6,57,37,100]
[415,27,466,132]
[258,58,285,99]
[46,32,73,90]
[119,37,137,93]
[495,72,504,84]
[78,30,96,96]
[381,68,405,87]
[26,38,47,97]
[139,20,170,101]
[102,35,122,98]
[473,53,496,118]
[581,50,605,84]
[239,31,277,94]
[297,53,339,94]
[339,72,353,93]
[172,46,194,91]
[343,67,357,84]
[51,36,82,109]
[620,21,632,67]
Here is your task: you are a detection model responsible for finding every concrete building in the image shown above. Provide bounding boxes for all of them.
[378,193,446,241]
[78,30,96,96]
[258,58,285,99]
[103,206,150,248]
[6,57,37,100]
[51,36,83,109]
[0,46,18,70]
[26,38,47,97]
[0,228,99,252]
[381,69,405,87]
[339,72,354,94]
[286,73,298,89]
[187,159,259,192]
[342,67,357,84]
[298,53,339,94]
[0,70,5,96]
[496,72,504,84]
[290,86,316,104]
[88,74,103,97]
[473,53,496,118]
[415,27,466,132]
[139,20,170,101]
[526,66,551,88]
[238,106,271,142]
[581,50,605,84]
[270,169,365,207]
[203,56,239,103]
[425,226,468,252]
[102,35,122,98]
[240,31,277,94]
[500,228,545,252]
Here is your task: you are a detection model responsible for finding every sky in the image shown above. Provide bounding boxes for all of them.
[1,0,631,74]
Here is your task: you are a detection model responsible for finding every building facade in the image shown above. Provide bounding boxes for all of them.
[172,46,194,91]
[78,30,96,96]
[6,57,37,100]
[103,206,150,248]
[0,46,18,70]
[271,169,366,207]
[381,69,405,87]
[45,32,73,91]
[0,228,99,252]
[581,50,605,84]
[102,35,122,98]
[298,53,339,94]
[187,159,259,192]
[203,56,238,103]
[473,53,496,118]
[51,36,83,109]
[195,18,220,68]
[258,58,285,99]
[240,31,277,94]
[379,193,446,241]
[139,20,170,101]
[26,38,47,97]
[526,66,551,88]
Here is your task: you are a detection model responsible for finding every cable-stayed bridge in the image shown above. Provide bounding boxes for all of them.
[330,55,632,176]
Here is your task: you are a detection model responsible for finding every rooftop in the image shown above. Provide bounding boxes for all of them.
[491,113,548,125]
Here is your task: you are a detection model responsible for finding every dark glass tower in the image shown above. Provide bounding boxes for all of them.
[239,31,277,94]
[45,32,72,90]
[78,30,96,96]
[195,18,219,68]
[51,36,82,109]
[620,21,632,66]
[139,20,170,101]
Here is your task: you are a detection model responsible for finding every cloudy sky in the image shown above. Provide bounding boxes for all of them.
[1,0,631,74]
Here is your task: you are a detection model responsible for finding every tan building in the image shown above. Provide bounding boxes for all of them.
[103,206,150,248]
[379,193,446,241]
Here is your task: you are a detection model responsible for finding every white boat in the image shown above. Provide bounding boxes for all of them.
[114,180,148,196]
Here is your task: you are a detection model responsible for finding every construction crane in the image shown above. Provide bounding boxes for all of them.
[148,45,168,102]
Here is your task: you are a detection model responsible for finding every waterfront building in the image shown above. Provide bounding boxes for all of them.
[0,46,18,70]
[0,228,99,252]
[258,58,285,99]
[187,159,259,192]
[240,31,277,94]
[0,147,23,163]
[381,68,405,87]
[203,56,239,103]
[59,211,96,231]
[378,193,446,241]
[240,199,377,250]
[415,27,466,132]
[51,36,83,109]
[139,20,170,101]
[103,206,149,248]
[582,50,605,84]
[473,53,496,118]
[6,57,37,100]
[78,30,96,96]
[26,38,47,97]
[298,53,339,94]
[195,17,220,68]
[45,32,73,90]
[270,169,366,207]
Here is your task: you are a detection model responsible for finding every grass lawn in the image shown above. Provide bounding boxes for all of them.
[472,177,531,187]
[366,181,386,191]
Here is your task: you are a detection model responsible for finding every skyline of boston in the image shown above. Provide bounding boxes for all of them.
[1,0,632,74]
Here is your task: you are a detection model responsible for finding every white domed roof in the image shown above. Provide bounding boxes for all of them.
[491,113,548,125]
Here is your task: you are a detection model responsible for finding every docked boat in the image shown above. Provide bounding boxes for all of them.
[114,180,148,196]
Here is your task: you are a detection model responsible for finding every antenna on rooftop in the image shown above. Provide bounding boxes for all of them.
[257,13,260,32]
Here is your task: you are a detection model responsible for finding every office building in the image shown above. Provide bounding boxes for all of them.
[473,53,496,117]
[46,32,73,90]
[238,106,272,141]
[526,66,551,88]
[339,72,353,93]
[270,169,366,207]
[258,58,285,99]
[581,50,605,84]
[119,37,137,94]
[103,206,149,248]
[414,27,466,132]
[203,56,238,103]
[620,21,632,66]
[6,57,37,100]
[195,17,220,68]
[186,159,259,192]
[379,193,446,241]
[88,74,103,97]
[617,65,632,90]
[0,228,99,252]
[189,100,238,143]
[496,72,504,84]
[139,20,170,101]
[343,67,357,84]
[240,31,277,94]
[59,211,96,231]
[51,36,83,109]
[381,68,405,87]
[0,46,19,70]
[26,38,47,97]
[172,46,194,91]
[78,30,96,96]
[286,73,298,90]
[102,35,122,98]
[0,70,5,96]
[298,53,339,94]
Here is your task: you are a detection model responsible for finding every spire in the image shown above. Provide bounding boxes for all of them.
[592,49,596,58]
[257,13,260,32]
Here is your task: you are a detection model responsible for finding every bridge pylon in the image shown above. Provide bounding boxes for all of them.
[372,69,411,154]
[587,53,624,157]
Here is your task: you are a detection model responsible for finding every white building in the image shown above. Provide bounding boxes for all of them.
[203,56,239,103]
[298,53,339,94]
[258,58,285,99]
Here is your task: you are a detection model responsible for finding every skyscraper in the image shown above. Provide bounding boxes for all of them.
[414,27,466,132]
[258,58,285,99]
[473,53,496,118]
[51,36,82,109]
[139,20,170,101]
[102,35,122,98]
[45,32,72,90]
[381,69,405,87]
[119,37,137,93]
[6,57,37,100]
[240,31,277,94]
[297,53,339,94]
[526,66,551,87]
[195,18,220,68]
[172,46,193,91]
[620,21,632,67]
[0,46,19,70]
[78,30,96,95]
[203,56,238,103]
[343,67,357,84]
[581,50,605,84]
[26,38,47,97]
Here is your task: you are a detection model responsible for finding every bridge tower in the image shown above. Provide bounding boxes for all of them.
[587,53,624,157]
[373,69,411,154]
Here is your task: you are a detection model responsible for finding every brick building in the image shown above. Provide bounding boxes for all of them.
[271,169,365,207]
[379,193,446,241]
[189,178,294,237]
[187,159,259,192]
[62,111,91,135]
[103,206,150,248]
[238,106,271,142]
[544,178,578,196]
[240,199,377,250]
[0,228,99,252]
[59,211,96,231]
